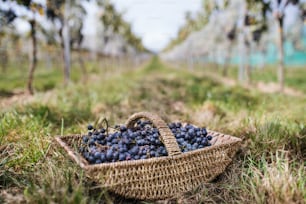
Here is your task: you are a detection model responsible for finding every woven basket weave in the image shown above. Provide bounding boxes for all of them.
[55,112,242,200]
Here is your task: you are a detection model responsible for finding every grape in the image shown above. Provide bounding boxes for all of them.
[202,128,208,136]
[95,159,102,164]
[100,154,106,162]
[200,137,208,146]
[94,152,101,159]
[87,124,94,130]
[119,153,125,161]
[88,156,95,163]
[196,137,202,143]
[188,129,195,135]
[100,128,106,133]
[130,146,139,155]
[136,139,145,146]
[113,152,119,160]
[149,145,155,150]
[169,123,175,129]
[97,134,105,140]
[126,154,132,160]
[198,144,204,148]
[120,126,127,132]
[88,139,95,146]
[180,127,187,132]
[80,120,212,164]
[106,149,113,161]
[82,136,89,143]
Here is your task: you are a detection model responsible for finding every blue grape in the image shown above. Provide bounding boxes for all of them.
[100,128,106,133]
[106,150,113,161]
[88,156,95,163]
[201,137,208,146]
[95,159,102,164]
[113,152,119,160]
[130,146,139,155]
[88,139,95,146]
[120,126,127,132]
[188,128,195,135]
[119,153,125,161]
[80,122,213,164]
[94,152,101,159]
[100,154,106,162]
[87,124,94,130]
[82,136,89,143]
[202,128,207,136]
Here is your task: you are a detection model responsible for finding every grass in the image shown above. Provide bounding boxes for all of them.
[219,64,306,94]
[242,151,306,203]
[0,56,305,203]
[179,62,306,94]
[0,61,79,94]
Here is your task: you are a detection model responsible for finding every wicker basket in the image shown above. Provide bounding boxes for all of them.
[55,112,242,200]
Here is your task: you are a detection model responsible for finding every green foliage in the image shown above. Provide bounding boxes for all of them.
[101,1,145,51]
[164,0,220,51]
[16,0,31,7]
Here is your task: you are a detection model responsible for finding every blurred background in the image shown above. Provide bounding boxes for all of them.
[0,0,305,95]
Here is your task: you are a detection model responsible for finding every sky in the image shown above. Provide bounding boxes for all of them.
[110,0,202,51]
[1,0,204,51]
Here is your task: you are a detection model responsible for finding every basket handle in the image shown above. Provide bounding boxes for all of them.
[126,112,181,156]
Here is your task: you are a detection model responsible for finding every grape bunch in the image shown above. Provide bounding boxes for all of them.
[79,120,212,164]
[167,122,212,152]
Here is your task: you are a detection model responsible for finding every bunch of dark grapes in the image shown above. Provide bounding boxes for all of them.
[167,122,212,152]
[79,120,212,164]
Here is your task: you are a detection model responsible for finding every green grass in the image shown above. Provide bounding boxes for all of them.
[225,65,306,94]
[0,61,81,94]
[0,56,305,203]
[186,62,306,94]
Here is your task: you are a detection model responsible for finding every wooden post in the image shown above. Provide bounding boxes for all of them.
[63,0,71,85]
[276,17,285,92]
[27,19,37,95]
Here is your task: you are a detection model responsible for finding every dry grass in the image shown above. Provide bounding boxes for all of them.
[242,151,305,204]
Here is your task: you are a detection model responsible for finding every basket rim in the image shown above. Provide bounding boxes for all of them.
[55,130,242,171]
